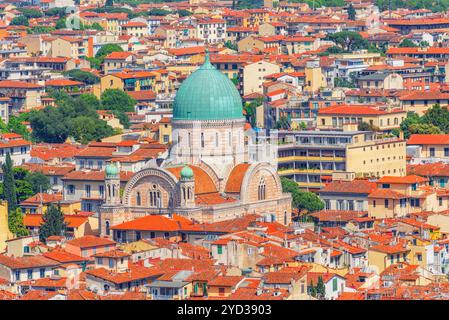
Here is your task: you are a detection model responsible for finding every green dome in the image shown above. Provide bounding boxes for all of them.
[180,165,194,180]
[105,163,119,178]
[173,53,243,121]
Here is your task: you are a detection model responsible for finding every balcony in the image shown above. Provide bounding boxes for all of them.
[278,156,345,163]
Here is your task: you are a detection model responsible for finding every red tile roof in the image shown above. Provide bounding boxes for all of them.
[320,179,377,194]
[111,215,189,232]
[408,134,449,145]
[66,236,116,249]
[377,175,428,184]
[23,214,89,229]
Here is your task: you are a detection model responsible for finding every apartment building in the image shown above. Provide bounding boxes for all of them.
[317,104,407,132]
[0,133,31,166]
[407,134,449,164]
[276,129,406,189]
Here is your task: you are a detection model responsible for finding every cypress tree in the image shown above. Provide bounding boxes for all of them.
[39,204,67,242]
[316,276,326,299]
[2,153,17,212]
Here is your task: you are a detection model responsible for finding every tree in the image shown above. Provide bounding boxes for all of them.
[10,16,29,26]
[149,8,171,16]
[105,0,114,6]
[281,177,324,215]
[2,153,17,212]
[178,9,192,17]
[39,204,67,242]
[13,167,34,202]
[422,104,449,133]
[358,121,373,131]
[316,276,326,299]
[62,69,100,85]
[19,8,43,19]
[29,93,114,143]
[100,89,135,113]
[399,105,449,138]
[399,38,417,48]
[100,89,135,128]
[9,208,28,237]
[89,44,124,70]
[276,115,290,130]
[347,3,356,20]
[55,18,67,29]
[26,172,51,195]
[243,97,263,127]
[224,40,238,51]
[326,31,367,52]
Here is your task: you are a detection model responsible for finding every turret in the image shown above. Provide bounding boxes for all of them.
[179,165,195,208]
[105,162,121,206]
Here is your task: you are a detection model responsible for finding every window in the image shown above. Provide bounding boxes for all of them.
[109,259,114,268]
[411,183,417,191]
[105,221,110,236]
[136,231,141,241]
[164,232,169,239]
[382,184,390,189]
[149,190,161,207]
[67,185,75,195]
[136,192,141,206]
[15,271,20,281]
[258,178,266,201]
[417,254,422,262]
[39,268,45,278]
[332,278,338,291]
[217,245,223,254]
[27,269,33,280]
[24,246,30,253]
[440,197,443,206]
[218,287,225,296]
[373,200,376,208]
[85,185,91,198]
[440,178,445,188]
[430,148,435,157]
[384,199,389,208]
[99,185,105,198]
[97,257,103,265]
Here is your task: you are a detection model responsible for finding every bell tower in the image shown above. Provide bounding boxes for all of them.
[179,165,195,208]
[105,162,121,206]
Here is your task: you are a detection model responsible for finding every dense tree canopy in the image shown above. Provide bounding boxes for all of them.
[10,16,29,26]
[326,31,367,52]
[62,69,100,85]
[88,44,124,69]
[399,39,417,48]
[281,177,324,215]
[28,92,115,144]
[396,105,449,138]
[376,0,449,12]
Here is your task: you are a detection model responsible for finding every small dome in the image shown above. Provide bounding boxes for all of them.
[180,165,194,180]
[173,52,243,121]
[105,163,119,178]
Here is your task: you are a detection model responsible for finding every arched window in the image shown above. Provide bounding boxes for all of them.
[201,133,205,148]
[105,221,110,236]
[228,131,232,146]
[215,132,219,147]
[149,190,161,207]
[136,192,141,206]
[187,187,192,200]
[258,178,266,200]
